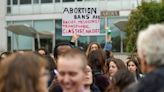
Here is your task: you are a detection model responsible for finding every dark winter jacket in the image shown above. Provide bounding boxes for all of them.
[124,66,164,92]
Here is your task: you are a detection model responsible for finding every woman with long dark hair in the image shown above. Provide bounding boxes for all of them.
[126,57,144,82]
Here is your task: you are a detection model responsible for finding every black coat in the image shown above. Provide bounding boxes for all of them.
[124,66,164,92]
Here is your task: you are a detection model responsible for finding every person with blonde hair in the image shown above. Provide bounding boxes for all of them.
[57,48,88,92]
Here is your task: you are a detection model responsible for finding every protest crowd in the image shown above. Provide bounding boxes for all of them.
[0,23,164,92]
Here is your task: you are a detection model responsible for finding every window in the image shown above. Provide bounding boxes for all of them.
[7,37,11,51]
[13,0,18,5]
[100,18,105,33]
[7,7,11,14]
[7,0,11,5]
[55,0,60,2]
[90,36,105,44]
[55,19,71,45]
[20,0,31,4]
[41,0,53,3]
[63,0,74,2]
[33,0,39,4]
[34,20,54,32]
[35,38,52,53]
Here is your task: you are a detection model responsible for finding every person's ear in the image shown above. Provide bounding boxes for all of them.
[138,49,147,73]
[140,51,150,73]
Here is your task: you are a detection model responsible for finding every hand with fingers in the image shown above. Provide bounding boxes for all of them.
[71,34,80,42]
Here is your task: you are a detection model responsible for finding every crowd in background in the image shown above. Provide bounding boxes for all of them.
[0,23,164,92]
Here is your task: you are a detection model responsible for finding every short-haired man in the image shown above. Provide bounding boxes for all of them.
[124,24,164,92]
[48,35,79,88]
[57,48,88,92]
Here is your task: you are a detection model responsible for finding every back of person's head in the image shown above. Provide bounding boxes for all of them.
[106,69,135,92]
[53,42,72,60]
[44,54,56,71]
[137,24,164,67]
[0,52,48,92]
[87,49,106,74]
[105,51,114,59]
[36,47,48,55]
[0,51,12,62]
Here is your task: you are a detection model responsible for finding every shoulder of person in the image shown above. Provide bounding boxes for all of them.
[139,74,144,78]
[123,82,138,92]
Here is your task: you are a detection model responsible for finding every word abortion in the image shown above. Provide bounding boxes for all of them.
[63,8,97,14]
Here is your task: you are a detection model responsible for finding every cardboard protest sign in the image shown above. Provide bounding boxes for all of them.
[62,7,100,36]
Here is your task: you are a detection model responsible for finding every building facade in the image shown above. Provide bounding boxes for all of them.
[0,0,7,52]
[1,0,141,53]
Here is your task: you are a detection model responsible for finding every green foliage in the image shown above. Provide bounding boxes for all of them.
[125,1,164,52]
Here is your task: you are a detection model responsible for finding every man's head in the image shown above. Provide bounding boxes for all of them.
[57,48,88,92]
[37,48,47,55]
[0,52,11,62]
[137,24,164,73]
[53,42,72,60]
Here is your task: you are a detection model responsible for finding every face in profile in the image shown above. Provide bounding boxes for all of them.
[83,65,93,86]
[109,61,118,77]
[90,44,98,51]
[57,57,85,92]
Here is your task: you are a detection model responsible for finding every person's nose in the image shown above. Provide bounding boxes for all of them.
[129,66,133,70]
[63,74,70,83]
[109,67,113,71]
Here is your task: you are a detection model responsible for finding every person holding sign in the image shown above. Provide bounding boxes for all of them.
[86,42,103,56]
[104,29,113,59]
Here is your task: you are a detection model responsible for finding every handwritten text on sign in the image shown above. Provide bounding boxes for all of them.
[62,7,100,36]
